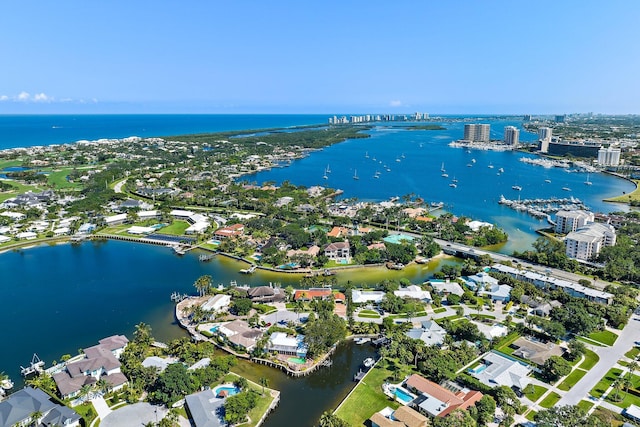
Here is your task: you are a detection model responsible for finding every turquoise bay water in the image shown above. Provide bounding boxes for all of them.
[246,119,635,252]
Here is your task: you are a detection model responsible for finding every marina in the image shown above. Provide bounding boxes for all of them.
[498,195,590,220]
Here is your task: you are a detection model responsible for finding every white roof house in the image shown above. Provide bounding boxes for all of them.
[0,211,26,221]
[17,231,37,240]
[104,213,128,225]
[352,290,385,304]
[0,235,11,243]
[471,351,531,390]
[53,227,70,236]
[202,294,231,312]
[127,225,156,235]
[186,221,210,234]
[394,285,432,303]
[429,280,464,296]
[406,320,447,347]
[137,210,160,220]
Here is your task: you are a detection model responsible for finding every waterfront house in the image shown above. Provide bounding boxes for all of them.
[16,231,37,240]
[247,286,286,303]
[214,223,244,240]
[52,335,129,399]
[185,389,225,427]
[324,241,351,263]
[404,374,483,418]
[394,285,432,303]
[293,288,332,301]
[77,223,96,234]
[370,405,429,427]
[0,235,10,244]
[405,320,447,347]
[352,290,385,305]
[53,227,71,236]
[267,332,308,358]
[104,213,128,226]
[464,273,512,302]
[470,351,531,391]
[201,294,232,313]
[0,386,81,427]
[127,225,156,235]
[141,356,174,373]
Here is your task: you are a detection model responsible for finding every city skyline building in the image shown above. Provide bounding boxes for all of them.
[504,126,520,146]
[463,124,490,142]
[598,146,622,167]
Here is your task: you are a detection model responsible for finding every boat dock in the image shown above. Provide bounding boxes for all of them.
[353,369,366,381]
[20,353,45,377]
[199,253,217,262]
[498,195,589,220]
[239,265,257,274]
[170,292,189,302]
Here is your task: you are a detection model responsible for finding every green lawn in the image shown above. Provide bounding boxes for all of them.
[579,349,600,371]
[0,180,44,202]
[625,347,640,360]
[576,400,595,412]
[47,168,83,189]
[558,369,588,391]
[432,307,446,314]
[359,309,380,316]
[223,373,275,427]
[604,179,640,204]
[525,410,537,421]
[160,220,190,235]
[590,368,623,398]
[335,365,399,427]
[577,336,604,347]
[524,385,547,402]
[588,330,619,346]
[539,392,561,409]
[0,159,23,169]
[358,313,381,319]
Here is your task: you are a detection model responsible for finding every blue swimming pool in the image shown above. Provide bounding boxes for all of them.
[394,387,414,404]
[383,234,415,244]
[213,385,241,398]
[469,364,488,374]
[210,326,220,333]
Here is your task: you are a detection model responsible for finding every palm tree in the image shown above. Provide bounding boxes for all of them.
[29,410,43,426]
[96,378,110,395]
[611,378,623,402]
[193,275,212,297]
[133,322,153,346]
[259,376,269,396]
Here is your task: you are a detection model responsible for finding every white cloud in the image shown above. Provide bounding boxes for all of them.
[0,95,8,101]
[17,91,31,101]
[33,92,52,102]
[389,100,402,107]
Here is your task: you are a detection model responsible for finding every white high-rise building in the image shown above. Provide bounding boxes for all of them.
[597,146,622,167]
[463,124,490,142]
[538,127,552,142]
[555,210,595,234]
[504,126,520,146]
[565,223,616,262]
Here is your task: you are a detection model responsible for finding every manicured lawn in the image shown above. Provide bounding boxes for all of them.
[432,307,446,314]
[525,410,537,421]
[625,347,640,360]
[579,349,600,370]
[223,373,275,427]
[588,330,619,346]
[590,368,623,398]
[470,314,496,320]
[335,365,400,427]
[359,309,380,316]
[0,180,43,202]
[577,336,604,347]
[74,401,97,425]
[577,400,594,412]
[0,159,23,169]
[604,179,640,203]
[160,220,190,235]
[539,392,561,409]
[524,384,547,402]
[358,313,380,319]
[47,168,83,189]
[591,406,628,426]
[558,369,587,391]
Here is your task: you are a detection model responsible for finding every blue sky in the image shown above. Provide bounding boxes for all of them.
[1,1,639,114]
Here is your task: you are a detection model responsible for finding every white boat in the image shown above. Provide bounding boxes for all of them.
[326,164,331,174]
[0,378,14,390]
[471,158,476,163]
[498,167,504,173]
[441,173,449,178]
[452,177,458,183]
[353,170,359,180]
[584,173,592,185]
[512,185,522,191]
[365,151,369,158]
[545,179,552,183]
[562,186,571,191]
[355,337,371,345]
[363,357,375,368]
[449,183,457,188]
[441,162,446,172]
[488,163,494,169]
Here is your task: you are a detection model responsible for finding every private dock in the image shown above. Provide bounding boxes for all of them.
[20,353,45,377]
[239,265,257,274]
[353,369,366,382]
[170,292,189,302]
[199,253,216,262]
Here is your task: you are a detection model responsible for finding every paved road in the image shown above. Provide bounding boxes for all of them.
[558,316,640,406]
[113,178,127,194]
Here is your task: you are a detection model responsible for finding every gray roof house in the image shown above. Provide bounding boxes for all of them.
[0,386,81,427]
[406,320,447,347]
[185,389,225,427]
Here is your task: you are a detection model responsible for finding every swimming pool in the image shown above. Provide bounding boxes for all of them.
[469,364,488,374]
[287,357,306,364]
[394,387,415,404]
[213,385,241,398]
[210,325,220,333]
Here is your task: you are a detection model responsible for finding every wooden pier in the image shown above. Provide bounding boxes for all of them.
[199,253,217,262]
[170,292,189,302]
[239,265,257,274]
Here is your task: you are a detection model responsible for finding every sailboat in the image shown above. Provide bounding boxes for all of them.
[441,162,446,172]
[365,151,369,158]
[488,162,494,169]
[584,173,593,185]
[353,169,359,180]
[326,164,331,174]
